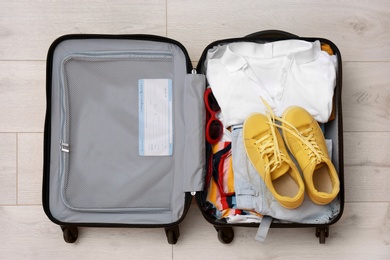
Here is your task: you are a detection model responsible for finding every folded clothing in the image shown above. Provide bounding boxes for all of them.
[206,40,338,127]
[203,140,262,221]
[232,127,340,224]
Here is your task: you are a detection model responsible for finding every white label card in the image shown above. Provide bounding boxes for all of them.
[138,79,173,156]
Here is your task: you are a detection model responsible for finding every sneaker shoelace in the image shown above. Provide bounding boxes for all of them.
[298,127,324,164]
[275,113,324,165]
[254,101,284,173]
[261,99,324,166]
[275,113,324,164]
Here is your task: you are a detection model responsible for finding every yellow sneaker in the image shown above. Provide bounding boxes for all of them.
[243,112,305,209]
[281,106,340,205]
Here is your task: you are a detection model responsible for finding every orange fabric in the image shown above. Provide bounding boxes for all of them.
[321,43,334,55]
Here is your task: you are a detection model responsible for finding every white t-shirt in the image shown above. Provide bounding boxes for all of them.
[206,40,337,127]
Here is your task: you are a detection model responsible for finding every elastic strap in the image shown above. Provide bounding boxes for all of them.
[255,215,273,242]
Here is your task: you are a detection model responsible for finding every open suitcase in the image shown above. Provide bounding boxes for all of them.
[43,30,344,244]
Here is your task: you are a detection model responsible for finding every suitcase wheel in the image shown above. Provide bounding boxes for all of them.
[61,226,78,243]
[165,226,180,245]
[315,226,329,244]
[216,227,234,244]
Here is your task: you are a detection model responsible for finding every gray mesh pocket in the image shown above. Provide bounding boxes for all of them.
[60,53,176,212]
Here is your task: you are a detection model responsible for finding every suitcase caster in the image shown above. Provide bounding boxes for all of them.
[165,226,180,245]
[315,226,329,244]
[61,226,78,243]
[215,227,234,244]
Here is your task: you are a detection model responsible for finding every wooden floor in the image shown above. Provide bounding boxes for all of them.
[1,1,389,259]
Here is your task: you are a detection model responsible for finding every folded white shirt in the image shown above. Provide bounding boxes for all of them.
[206,40,337,127]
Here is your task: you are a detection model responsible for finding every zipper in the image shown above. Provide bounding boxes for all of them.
[50,34,193,72]
[60,140,69,153]
[67,51,174,59]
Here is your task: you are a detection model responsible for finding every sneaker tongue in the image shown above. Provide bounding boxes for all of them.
[271,162,290,180]
[315,161,326,170]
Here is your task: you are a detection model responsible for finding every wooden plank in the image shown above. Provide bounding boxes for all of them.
[18,133,43,205]
[0,0,167,61]
[344,165,390,202]
[0,206,172,259]
[344,132,390,167]
[0,61,45,132]
[167,0,390,62]
[343,62,390,132]
[173,203,390,259]
[343,132,390,202]
[0,134,16,205]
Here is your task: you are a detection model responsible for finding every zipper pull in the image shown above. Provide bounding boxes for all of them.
[60,140,69,153]
[191,69,197,74]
